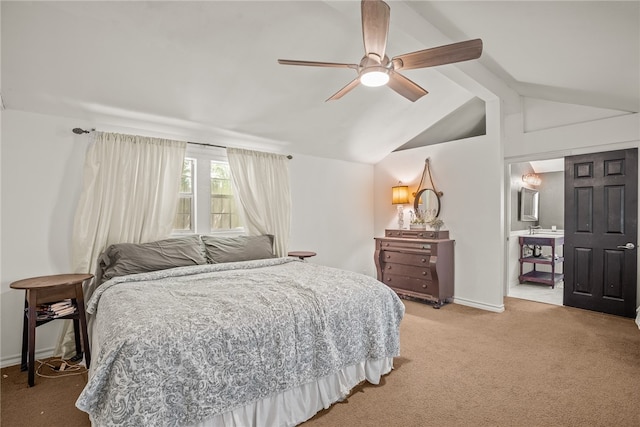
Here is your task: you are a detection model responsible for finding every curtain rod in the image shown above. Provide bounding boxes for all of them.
[72,128,293,159]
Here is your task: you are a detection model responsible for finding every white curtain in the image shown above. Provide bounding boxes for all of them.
[56,131,186,357]
[227,147,291,257]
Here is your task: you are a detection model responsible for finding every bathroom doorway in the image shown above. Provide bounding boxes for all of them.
[507,158,565,306]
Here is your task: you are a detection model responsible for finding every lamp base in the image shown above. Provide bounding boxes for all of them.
[397,205,405,229]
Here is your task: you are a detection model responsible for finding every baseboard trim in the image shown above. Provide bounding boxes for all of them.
[1,347,55,369]
[453,297,505,313]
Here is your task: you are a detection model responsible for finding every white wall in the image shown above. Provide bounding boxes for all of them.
[505,111,639,160]
[1,110,87,367]
[0,109,374,367]
[522,98,629,133]
[374,132,505,312]
[289,154,374,276]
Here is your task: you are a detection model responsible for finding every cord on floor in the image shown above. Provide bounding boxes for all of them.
[35,357,87,379]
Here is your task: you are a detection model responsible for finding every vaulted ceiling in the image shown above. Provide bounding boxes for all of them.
[2,1,638,164]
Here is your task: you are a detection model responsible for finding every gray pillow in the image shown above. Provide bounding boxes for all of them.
[99,235,207,282]
[201,235,275,264]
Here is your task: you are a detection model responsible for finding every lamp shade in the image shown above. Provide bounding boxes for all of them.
[392,185,410,205]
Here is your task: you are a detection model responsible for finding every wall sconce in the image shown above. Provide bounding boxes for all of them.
[392,183,410,229]
[522,173,541,186]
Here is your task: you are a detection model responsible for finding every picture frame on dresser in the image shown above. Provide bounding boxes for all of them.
[375,229,454,308]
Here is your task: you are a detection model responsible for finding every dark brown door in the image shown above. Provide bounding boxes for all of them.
[564,148,637,317]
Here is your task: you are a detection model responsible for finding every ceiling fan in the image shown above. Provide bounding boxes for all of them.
[278,0,483,102]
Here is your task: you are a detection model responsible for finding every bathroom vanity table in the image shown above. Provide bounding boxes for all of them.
[518,234,564,288]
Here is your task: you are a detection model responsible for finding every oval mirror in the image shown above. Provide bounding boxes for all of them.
[414,189,441,221]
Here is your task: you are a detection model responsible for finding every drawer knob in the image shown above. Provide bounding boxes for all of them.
[386,277,392,282]
[385,243,389,246]
[421,258,426,263]
[386,255,391,259]
[422,284,427,288]
[422,272,427,276]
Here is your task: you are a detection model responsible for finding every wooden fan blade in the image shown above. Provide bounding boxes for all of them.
[387,71,428,102]
[326,78,361,101]
[278,59,358,69]
[361,0,390,61]
[392,39,483,71]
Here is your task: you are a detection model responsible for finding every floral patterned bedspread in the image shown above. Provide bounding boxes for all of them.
[76,257,404,426]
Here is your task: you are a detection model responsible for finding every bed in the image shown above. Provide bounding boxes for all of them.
[75,235,404,427]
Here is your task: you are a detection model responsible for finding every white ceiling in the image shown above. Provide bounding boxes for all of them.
[2,1,638,164]
[530,158,565,174]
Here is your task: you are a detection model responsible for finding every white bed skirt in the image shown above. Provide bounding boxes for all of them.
[190,357,395,427]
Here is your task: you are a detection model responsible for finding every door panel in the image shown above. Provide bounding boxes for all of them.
[573,248,592,294]
[574,187,593,232]
[604,185,624,233]
[564,148,637,317]
[603,249,623,299]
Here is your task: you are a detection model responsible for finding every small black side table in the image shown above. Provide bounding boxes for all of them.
[10,273,93,386]
[288,251,317,260]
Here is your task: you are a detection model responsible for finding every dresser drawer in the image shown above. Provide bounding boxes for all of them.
[381,273,438,296]
[385,230,404,238]
[382,251,430,267]
[379,240,432,252]
[384,263,431,280]
[385,229,449,239]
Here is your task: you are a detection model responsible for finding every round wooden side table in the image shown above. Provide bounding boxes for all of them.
[288,251,317,260]
[10,273,93,386]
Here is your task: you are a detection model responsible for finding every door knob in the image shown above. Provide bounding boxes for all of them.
[616,243,635,250]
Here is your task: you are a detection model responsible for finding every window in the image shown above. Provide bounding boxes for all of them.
[173,146,243,235]
[173,158,194,232]
[210,162,242,230]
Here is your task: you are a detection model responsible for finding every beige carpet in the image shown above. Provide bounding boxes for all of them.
[307,298,640,427]
[2,297,639,426]
[1,358,89,426]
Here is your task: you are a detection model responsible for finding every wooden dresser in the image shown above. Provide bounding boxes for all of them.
[375,229,454,307]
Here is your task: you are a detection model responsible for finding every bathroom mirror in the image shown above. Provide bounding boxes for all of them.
[414,188,440,221]
[520,187,539,221]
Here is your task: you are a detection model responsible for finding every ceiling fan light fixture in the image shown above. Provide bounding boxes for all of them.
[277,0,483,101]
[360,69,389,87]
